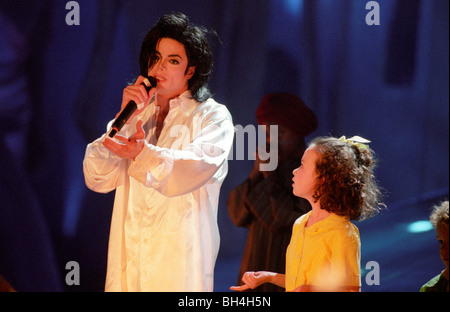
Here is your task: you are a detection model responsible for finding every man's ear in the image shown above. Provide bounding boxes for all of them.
[186,66,196,79]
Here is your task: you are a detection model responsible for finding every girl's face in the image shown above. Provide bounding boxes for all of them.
[292,147,319,200]
[148,37,195,99]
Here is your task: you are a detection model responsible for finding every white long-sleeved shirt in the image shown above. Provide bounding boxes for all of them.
[83,91,234,291]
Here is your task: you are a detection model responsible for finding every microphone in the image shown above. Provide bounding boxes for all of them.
[109,76,157,138]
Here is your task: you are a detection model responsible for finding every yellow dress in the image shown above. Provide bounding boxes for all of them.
[285,211,361,291]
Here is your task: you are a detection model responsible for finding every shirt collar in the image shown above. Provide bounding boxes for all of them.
[168,90,198,116]
[303,211,351,233]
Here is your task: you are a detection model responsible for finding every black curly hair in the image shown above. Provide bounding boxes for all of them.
[309,136,385,221]
[139,12,214,102]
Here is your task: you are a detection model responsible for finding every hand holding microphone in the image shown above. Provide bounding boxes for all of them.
[102,75,156,160]
[109,75,157,138]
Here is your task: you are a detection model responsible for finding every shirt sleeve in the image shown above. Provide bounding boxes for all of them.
[329,225,361,288]
[82,118,140,193]
[127,107,234,197]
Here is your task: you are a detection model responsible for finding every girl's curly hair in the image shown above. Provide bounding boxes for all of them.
[309,136,385,221]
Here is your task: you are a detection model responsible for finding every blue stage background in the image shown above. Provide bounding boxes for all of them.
[1,0,448,292]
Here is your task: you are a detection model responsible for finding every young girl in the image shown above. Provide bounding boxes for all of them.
[231,136,384,292]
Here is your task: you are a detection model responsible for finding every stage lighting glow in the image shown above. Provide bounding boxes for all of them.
[283,0,303,16]
[407,220,433,233]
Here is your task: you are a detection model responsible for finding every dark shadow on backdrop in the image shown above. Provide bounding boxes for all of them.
[0,0,448,292]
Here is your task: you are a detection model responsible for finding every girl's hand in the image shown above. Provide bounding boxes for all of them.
[229,271,274,291]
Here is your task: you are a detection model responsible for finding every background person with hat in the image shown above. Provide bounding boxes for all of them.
[228,92,318,292]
